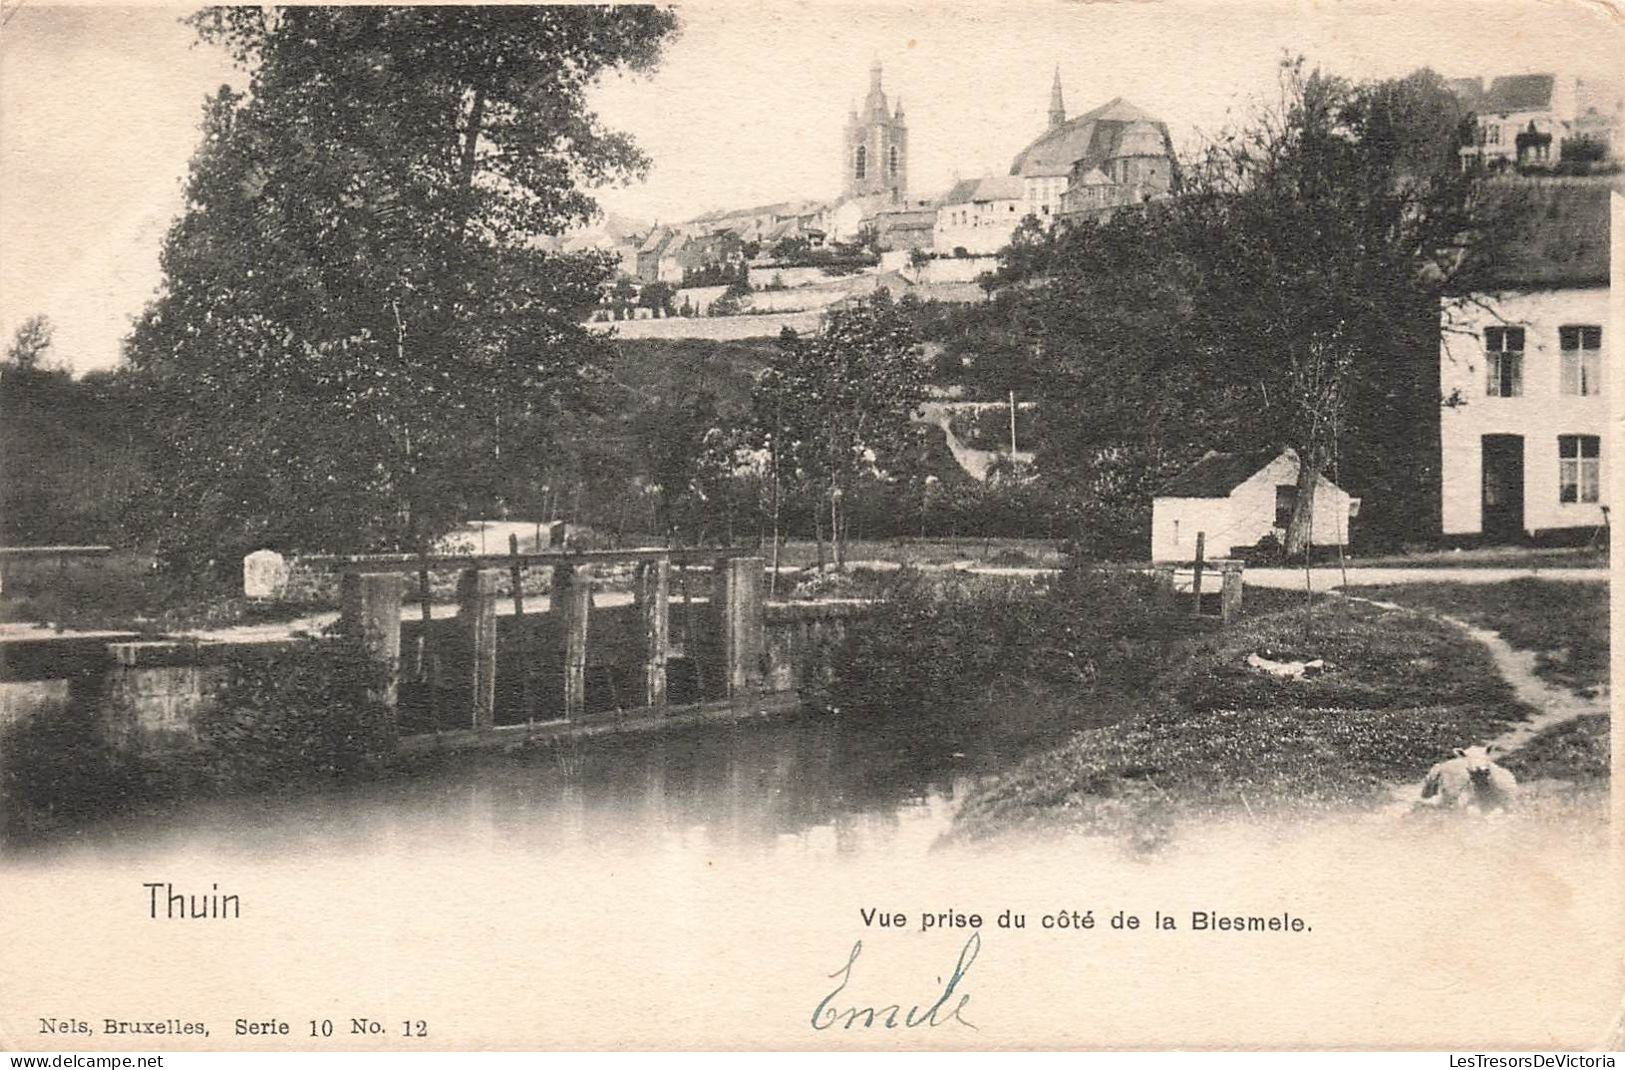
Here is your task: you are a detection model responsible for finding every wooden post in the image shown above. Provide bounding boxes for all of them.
[417,556,439,725]
[713,556,765,698]
[1221,560,1244,623]
[1191,532,1206,618]
[637,555,670,708]
[508,534,532,720]
[555,563,593,718]
[457,568,500,729]
[339,572,403,731]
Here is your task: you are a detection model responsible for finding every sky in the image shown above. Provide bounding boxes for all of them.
[3,0,1623,374]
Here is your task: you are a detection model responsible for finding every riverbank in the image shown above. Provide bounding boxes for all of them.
[950,587,1609,844]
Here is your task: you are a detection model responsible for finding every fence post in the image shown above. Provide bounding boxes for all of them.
[458,568,500,729]
[1191,532,1206,618]
[555,563,593,718]
[1221,561,1245,623]
[713,556,765,698]
[637,555,671,708]
[508,534,533,720]
[339,572,403,732]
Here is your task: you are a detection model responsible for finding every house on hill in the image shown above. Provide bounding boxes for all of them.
[1151,449,1352,562]
[1439,179,1619,543]
[1451,74,1576,172]
[933,175,1028,255]
[636,227,675,283]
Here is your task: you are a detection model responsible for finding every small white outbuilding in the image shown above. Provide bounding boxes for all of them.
[1150,448,1353,562]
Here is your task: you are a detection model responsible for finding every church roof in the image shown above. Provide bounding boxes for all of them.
[1009,97,1175,179]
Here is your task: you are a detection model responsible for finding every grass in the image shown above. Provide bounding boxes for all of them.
[1346,545,1607,570]
[1343,578,1609,697]
[1500,715,1611,784]
[952,596,1539,842]
[0,549,325,635]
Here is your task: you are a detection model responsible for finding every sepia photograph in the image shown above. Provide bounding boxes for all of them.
[0,0,1620,1053]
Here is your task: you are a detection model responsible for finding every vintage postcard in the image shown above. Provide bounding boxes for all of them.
[0,0,1621,1053]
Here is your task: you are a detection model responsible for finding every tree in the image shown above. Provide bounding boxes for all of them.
[754,291,926,568]
[124,6,678,573]
[5,315,56,372]
[1182,61,1487,555]
[772,235,810,261]
[639,281,676,317]
[1001,60,1496,557]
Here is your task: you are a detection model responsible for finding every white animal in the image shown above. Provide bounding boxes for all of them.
[1419,745,1519,811]
[1246,652,1327,679]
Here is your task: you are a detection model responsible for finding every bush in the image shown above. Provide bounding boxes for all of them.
[824,565,1175,720]
[787,566,892,602]
[189,634,396,793]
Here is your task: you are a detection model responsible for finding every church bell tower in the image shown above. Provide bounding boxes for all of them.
[844,61,907,201]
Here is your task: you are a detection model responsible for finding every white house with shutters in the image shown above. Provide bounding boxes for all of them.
[1439,179,1620,541]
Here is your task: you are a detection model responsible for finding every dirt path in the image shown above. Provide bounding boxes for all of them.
[1342,595,1609,817]
[1354,595,1606,755]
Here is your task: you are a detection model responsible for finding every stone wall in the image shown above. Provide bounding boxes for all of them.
[763,600,867,693]
[102,641,234,755]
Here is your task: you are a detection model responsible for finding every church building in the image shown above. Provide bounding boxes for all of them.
[845,61,908,202]
[1008,75,1179,223]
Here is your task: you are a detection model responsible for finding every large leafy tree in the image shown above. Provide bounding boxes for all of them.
[1004,61,1499,557]
[126,6,678,572]
[756,291,926,568]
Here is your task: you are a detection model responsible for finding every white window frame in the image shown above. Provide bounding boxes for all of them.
[1559,325,1602,397]
[1558,434,1601,504]
[1485,326,1524,397]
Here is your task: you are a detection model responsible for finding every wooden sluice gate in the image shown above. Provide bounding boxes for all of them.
[335,548,769,740]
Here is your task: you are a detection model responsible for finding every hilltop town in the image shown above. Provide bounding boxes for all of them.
[559,64,1621,343]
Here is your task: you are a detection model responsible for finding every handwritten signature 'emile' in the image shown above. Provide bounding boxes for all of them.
[811,933,981,1030]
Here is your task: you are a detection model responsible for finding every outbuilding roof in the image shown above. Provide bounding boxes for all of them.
[1156,449,1287,498]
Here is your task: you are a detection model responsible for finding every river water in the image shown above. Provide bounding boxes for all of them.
[8,709,1070,866]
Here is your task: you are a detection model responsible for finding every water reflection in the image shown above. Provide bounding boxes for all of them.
[18,712,1007,865]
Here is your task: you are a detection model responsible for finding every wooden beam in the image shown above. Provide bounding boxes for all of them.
[339,572,404,733]
[713,556,765,697]
[636,556,670,707]
[458,568,500,729]
[556,563,594,719]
